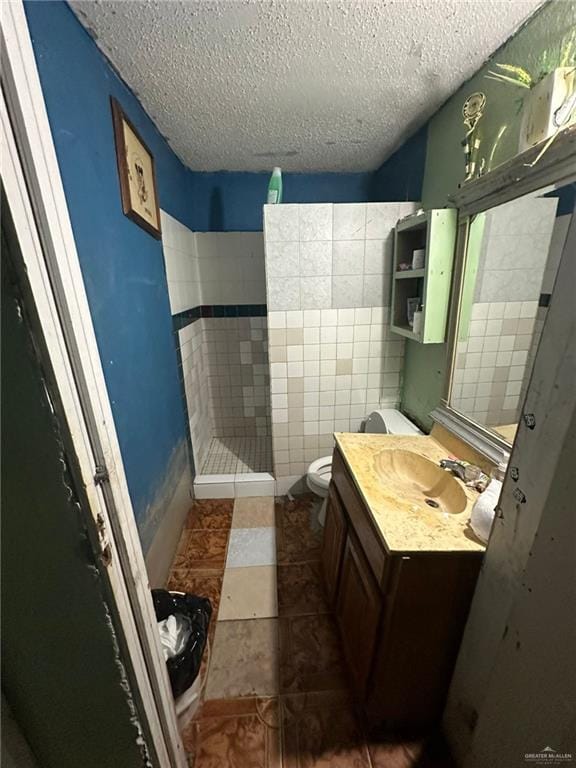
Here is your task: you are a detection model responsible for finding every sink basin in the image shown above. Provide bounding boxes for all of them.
[373,449,467,514]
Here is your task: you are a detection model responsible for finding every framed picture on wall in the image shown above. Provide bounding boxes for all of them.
[110,97,161,239]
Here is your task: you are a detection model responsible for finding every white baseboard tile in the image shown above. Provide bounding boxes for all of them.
[194,473,275,498]
[195,473,236,484]
[235,473,275,497]
[193,474,236,499]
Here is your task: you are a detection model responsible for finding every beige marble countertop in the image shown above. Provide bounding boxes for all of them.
[334,433,486,555]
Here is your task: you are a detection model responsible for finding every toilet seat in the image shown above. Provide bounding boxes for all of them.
[306,455,332,498]
[304,410,421,525]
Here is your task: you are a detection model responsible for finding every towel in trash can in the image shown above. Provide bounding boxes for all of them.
[152,589,212,699]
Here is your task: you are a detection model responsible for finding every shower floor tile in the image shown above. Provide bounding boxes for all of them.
[201,436,272,474]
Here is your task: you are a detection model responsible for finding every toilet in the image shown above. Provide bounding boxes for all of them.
[306,409,422,525]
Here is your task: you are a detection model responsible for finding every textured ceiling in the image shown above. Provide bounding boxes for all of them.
[71,0,542,172]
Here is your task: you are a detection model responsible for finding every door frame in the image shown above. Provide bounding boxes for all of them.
[0,5,187,766]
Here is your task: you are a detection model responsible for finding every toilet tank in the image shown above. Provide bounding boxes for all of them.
[364,408,423,435]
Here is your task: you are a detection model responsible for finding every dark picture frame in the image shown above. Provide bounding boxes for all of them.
[110,97,161,239]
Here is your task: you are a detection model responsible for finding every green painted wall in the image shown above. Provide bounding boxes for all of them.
[402,1,576,430]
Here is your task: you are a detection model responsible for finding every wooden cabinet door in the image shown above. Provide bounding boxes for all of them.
[336,532,382,697]
[321,485,347,607]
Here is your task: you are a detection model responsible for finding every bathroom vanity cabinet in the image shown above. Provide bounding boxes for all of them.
[323,447,483,728]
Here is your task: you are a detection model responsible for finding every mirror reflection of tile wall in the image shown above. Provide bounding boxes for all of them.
[451,186,574,443]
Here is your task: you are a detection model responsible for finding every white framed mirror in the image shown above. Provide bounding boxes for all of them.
[451,183,573,442]
[432,125,576,461]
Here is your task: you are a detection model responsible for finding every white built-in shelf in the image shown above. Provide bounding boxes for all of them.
[390,209,458,344]
[394,268,426,280]
[390,324,421,342]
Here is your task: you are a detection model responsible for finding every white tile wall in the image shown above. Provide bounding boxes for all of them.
[161,210,201,314]
[474,197,558,304]
[161,211,267,311]
[180,315,272,471]
[202,316,271,439]
[195,232,266,305]
[453,301,542,428]
[161,212,271,476]
[264,202,416,312]
[178,318,212,471]
[263,202,418,486]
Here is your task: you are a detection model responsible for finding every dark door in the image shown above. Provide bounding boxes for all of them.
[1,199,151,768]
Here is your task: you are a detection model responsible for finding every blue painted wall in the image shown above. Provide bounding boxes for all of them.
[191,171,372,231]
[370,124,428,203]
[544,183,576,216]
[190,130,427,232]
[25,0,430,550]
[25,1,192,544]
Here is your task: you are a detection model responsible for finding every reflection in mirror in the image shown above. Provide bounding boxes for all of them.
[451,182,575,445]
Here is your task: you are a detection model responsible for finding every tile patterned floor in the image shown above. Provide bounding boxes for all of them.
[166,494,455,768]
[174,529,230,570]
[233,497,276,528]
[167,570,225,620]
[226,527,277,568]
[281,690,371,768]
[201,436,273,474]
[168,498,234,645]
[219,565,278,621]
[186,500,234,530]
[278,613,348,694]
[206,618,279,700]
[277,562,329,617]
[186,698,280,768]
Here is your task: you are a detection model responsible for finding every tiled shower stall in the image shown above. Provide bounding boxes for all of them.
[163,202,420,496]
[161,212,273,491]
[263,202,418,493]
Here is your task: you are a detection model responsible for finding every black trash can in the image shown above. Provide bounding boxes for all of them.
[151,589,212,699]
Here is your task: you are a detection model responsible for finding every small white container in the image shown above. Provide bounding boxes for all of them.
[412,248,425,270]
[412,309,423,336]
[470,461,507,543]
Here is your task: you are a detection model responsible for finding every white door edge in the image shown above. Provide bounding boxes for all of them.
[0,6,187,767]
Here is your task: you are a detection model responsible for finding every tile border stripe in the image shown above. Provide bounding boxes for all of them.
[173,304,267,331]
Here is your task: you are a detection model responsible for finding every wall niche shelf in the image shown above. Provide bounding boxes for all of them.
[394,268,425,280]
[391,208,457,344]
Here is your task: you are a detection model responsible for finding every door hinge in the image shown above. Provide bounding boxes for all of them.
[94,464,109,485]
[95,512,113,567]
